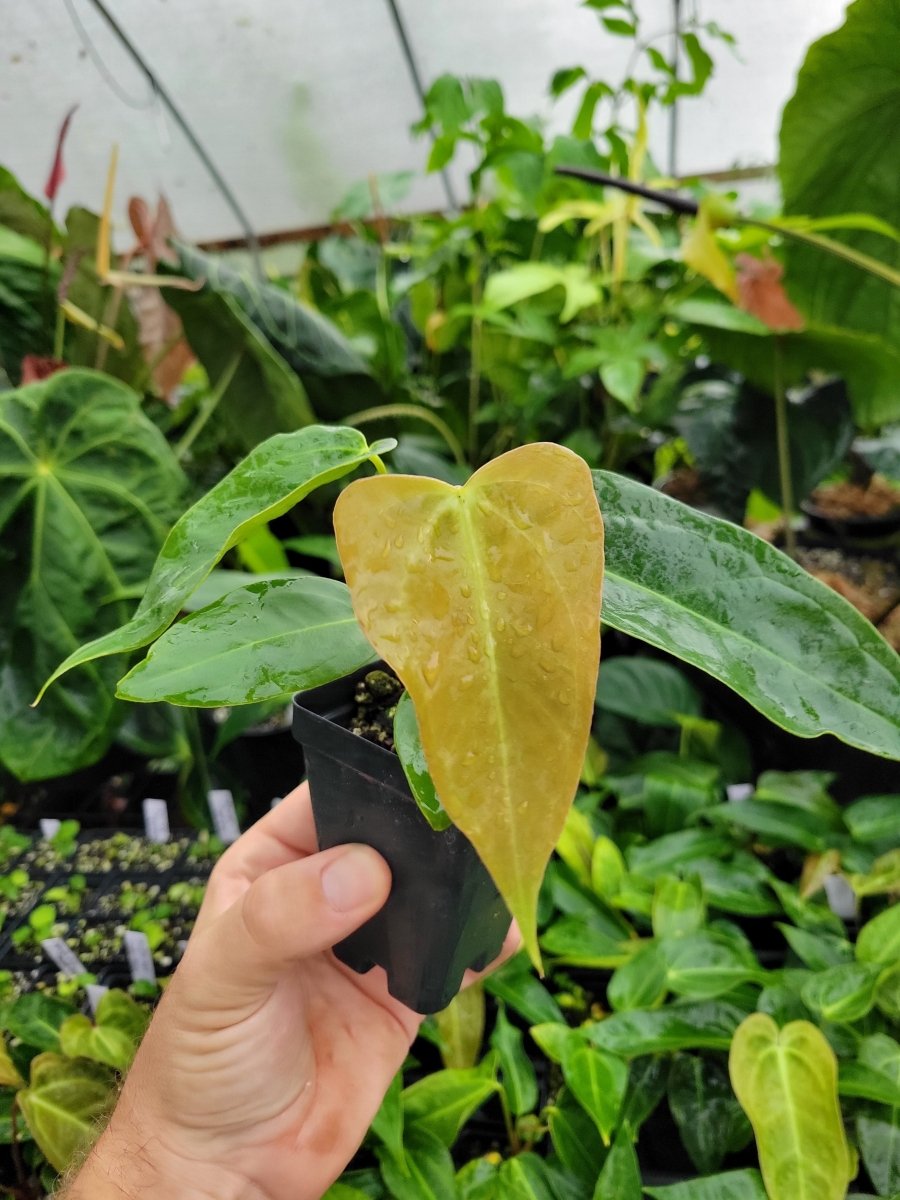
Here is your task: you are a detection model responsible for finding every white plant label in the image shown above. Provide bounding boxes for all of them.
[42,938,87,977]
[124,931,156,983]
[86,984,109,1015]
[270,796,283,810]
[824,874,858,920]
[208,788,241,844]
[726,783,754,804]
[142,798,171,844]
[40,818,61,839]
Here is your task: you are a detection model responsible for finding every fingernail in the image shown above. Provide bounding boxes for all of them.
[322,845,387,913]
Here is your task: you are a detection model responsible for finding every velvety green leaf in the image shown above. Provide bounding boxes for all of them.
[661,933,764,1000]
[595,655,701,727]
[607,944,668,1012]
[58,1014,134,1072]
[754,771,842,825]
[778,926,853,971]
[547,1088,606,1186]
[371,1071,405,1167]
[39,425,391,695]
[590,836,627,902]
[729,1014,853,1200]
[434,984,486,1070]
[644,1169,768,1200]
[627,830,734,878]
[94,990,149,1044]
[704,800,828,852]
[528,1023,585,1066]
[540,916,631,967]
[378,1127,457,1200]
[690,857,778,917]
[588,1002,745,1057]
[0,370,185,780]
[845,795,900,848]
[840,1035,900,1106]
[857,1105,900,1197]
[562,1043,627,1145]
[497,1153,558,1200]
[456,1156,499,1200]
[117,577,376,706]
[779,0,900,348]
[556,806,595,889]
[850,850,900,898]
[394,691,451,832]
[668,1054,752,1174]
[18,1053,112,1173]
[592,1126,641,1200]
[802,963,883,1023]
[5,994,75,1052]
[770,880,845,936]
[619,1055,669,1135]
[484,956,563,1026]
[491,1005,538,1116]
[857,904,900,967]
[652,877,706,939]
[594,471,900,760]
[402,1067,498,1148]
[0,1037,24,1088]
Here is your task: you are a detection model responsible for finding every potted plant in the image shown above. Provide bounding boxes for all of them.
[36,422,900,1014]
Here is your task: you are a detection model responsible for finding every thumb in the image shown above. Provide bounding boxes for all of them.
[184,844,391,1005]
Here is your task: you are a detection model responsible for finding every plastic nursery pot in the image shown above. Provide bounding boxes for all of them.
[292,664,510,1014]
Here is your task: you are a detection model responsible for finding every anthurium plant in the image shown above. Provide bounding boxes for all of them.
[37,422,900,965]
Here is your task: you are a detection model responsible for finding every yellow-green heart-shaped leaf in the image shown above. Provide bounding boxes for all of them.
[729,1014,854,1200]
[333,443,604,968]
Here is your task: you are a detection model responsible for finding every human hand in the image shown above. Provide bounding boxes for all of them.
[66,781,517,1200]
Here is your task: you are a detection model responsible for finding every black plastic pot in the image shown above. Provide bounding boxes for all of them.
[292,665,510,1014]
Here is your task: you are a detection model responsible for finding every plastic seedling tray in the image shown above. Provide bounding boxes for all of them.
[292,663,510,1014]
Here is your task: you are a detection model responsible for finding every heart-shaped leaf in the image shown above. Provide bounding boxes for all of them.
[729,1014,853,1200]
[334,443,604,966]
[18,1053,112,1173]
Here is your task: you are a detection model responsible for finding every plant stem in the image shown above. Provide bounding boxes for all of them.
[175,350,242,462]
[498,1091,522,1156]
[468,258,484,463]
[772,336,797,559]
[53,304,66,360]
[346,402,467,468]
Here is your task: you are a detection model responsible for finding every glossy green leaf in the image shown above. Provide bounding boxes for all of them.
[845,795,900,848]
[754,770,842,824]
[181,568,308,613]
[857,1108,900,1198]
[556,806,595,888]
[661,933,764,1000]
[394,692,451,832]
[839,1035,900,1107]
[594,471,900,760]
[729,1014,853,1200]
[491,1004,538,1116]
[322,1185,373,1200]
[370,1070,405,1168]
[0,1037,24,1088]
[850,850,900,898]
[18,1053,112,1173]
[779,0,900,349]
[857,904,900,968]
[668,1054,751,1174]
[547,1089,606,1186]
[529,1023,585,1066]
[607,944,668,1012]
[704,800,828,852]
[336,444,604,966]
[0,370,185,780]
[434,984,486,1070]
[5,993,74,1052]
[540,916,631,967]
[778,926,853,971]
[619,1055,669,1136]
[39,425,392,698]
[484,955,563,1026]
[496,1152,558,1200]
[58,1014,134,1072]
[595,655,702,727]
[592,1126,641,1200]
[652,877,706,940]
[377,1126,457,1200]
[94,990,150,1044]
[402,1067,498,1147]
[627,830,735,878]
[690,857,778,918]
[483,262,602,324]
[588,1002,745,1057]
[117,577,376,706]
[801,963,883,1024]
[591,836,627,902]
[644,1169,768,1200]
[561,1043,627,1145]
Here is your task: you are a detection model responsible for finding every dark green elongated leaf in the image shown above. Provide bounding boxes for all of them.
[802,963,883,1024]
[592,1126,641,1200]
[779,0,900,348]
[595,655,702,726]
[690,858,778,917]
[491,1005,538,1117]
[0,370,185,780]
[620,1055,669,1135]
[668,1054,752,1174]
[164,285,315,452]
[529,1023,585,1066]
[594,471,900,760]
[561,1043,627,1145]
[456,1156,499,1200]
[394,692,451,832]
[377,1127,457,1200]
[547,1089,606,1186]
[778,926,853,971]
[587,1002,746,1057]
[857,903,900,967]
[5,994,75,1053]
[434,985,486,1070]
[19,1053,112,1173]
[38,426,393,696]
[704,801,828,852]
[627,830,734,877]
[857,1108,900,1198]
[117,577,376,706]
[370,1070,405,1168]
[402,1068,498,1148]
[644,1169,768,1200]
[540,917,631,967]
[757,983,811,1027]
[497,1153,558,1200]
[845,795,900,848]
[484,955,563,1026]
[652,877,706,939]
[770,880,845,936]
[661,933,764,1000]
[607,944,668,1012]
